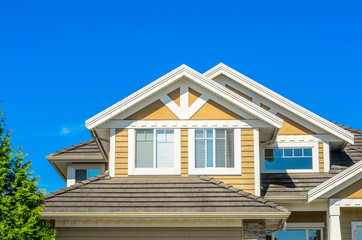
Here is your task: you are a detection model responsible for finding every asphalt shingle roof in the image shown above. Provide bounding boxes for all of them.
[48,140,101,157]
[44,174,287,213]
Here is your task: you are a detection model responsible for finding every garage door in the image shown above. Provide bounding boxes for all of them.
[55,227,242,240]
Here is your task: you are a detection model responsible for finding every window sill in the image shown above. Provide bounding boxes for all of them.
[128,168,181,176]
[261,169,318,174]
[188,168,242,176]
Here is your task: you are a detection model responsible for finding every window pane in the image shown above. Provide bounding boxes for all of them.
[206,139,214,167]
[226,129,234,168]
[274,230,306,240]
[357,227,362,240]
[206,129,213,139]
[195,129,204,139]
[264,148,313,170]
[75,169,87,183]
[309,230,321,240]
[215,129,226,167]
[195,139,205,168]
[156,130,174,168]
[136,130,153,168]
[88,169,99,178]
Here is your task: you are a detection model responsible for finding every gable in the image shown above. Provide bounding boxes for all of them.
[332,179,362,199]
[167,88,180,107]
[189,88,201,106]
[125,100,179,120]
[190,99,244,120]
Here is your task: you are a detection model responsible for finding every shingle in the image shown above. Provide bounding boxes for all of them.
[48,140,102,157]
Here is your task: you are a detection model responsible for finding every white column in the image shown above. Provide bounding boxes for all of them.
[253,128,260,196]
[328,204,341,240]
[109,128,116,178]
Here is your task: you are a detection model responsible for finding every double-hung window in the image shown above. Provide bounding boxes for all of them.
[189,128,241,175]
[129,129,181,175]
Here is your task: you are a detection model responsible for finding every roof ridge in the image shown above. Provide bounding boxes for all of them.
[44,171,110,200]
[198,176,288,212]
[49,139,95,156]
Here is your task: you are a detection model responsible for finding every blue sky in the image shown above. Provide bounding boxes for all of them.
[0,0,361,193]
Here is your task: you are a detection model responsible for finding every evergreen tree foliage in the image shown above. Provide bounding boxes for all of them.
[0,107,55,239]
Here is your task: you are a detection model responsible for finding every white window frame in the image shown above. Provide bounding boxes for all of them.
[128,128,181,175]
[67,164,105,187]
[261,141,319,173]
[188,128,241,175]
[352,221,362,240]
[268,222,324,240]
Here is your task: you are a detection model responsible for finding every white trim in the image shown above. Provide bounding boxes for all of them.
[180,85,188,116]
[160,95,183,119]
[323,141,330,173]
[275,134,340,143]
[308,160,362,202]
[204,63,354,144]
[99,120,270,129]
[330,198,362,208]
[85,64,284,129]
[352,221,362,240]
[254,128,260,196]
[128,128,181,176]
[188,128,242,175]
[109,128,115,177]
[269,223,324,240]
[261,141,319,173]
[67,164,105,187]
[186,94,209,119]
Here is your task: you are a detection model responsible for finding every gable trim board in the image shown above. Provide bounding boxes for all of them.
[308,160,362,202]
[204,63,354,145]
[85,65,284,130]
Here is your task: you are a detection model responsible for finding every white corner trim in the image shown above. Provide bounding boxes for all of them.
[85,64,284,130]
[204,63,354,144]
[109,128,115,177]
[260,141,319,173]
[323,141,330,173]
[254,128,260,196]
[128,128,181,176]
[188,128,242,176]
[308,160,362,202]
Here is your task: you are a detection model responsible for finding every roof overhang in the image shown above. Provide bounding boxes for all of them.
[204,63,354,145]
[308,160,362,202]
[46,155,106,162]
[85,64,284,130]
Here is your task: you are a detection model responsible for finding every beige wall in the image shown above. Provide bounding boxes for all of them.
[340,208,362,240]
[55,227,243,240]
[115,129,128,177]
[332,179,362,199]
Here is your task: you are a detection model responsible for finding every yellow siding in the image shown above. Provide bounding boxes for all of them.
[340,208,362,240]
[276,113,315,135]
[319,142,324,173]
[190,99,244,120]
[181,129,188,176]
[115,129,128,177]
[212,128,255,194]
[125,100,179,120]
[167,88,180,106]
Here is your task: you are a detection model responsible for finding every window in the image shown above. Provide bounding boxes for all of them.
[188,128,241,175]
[135,129,174,168]
[129,129,181,175]
[195,129,234,168]
[264,148,313,170]
[261,142,318,173]
[75,168,100,183]
[267,226,323,240]
[352,222,362,240]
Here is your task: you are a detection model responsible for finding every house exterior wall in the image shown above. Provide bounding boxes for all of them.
[340,208,362,240]
[54,227,243,240]
[332,179,362,199]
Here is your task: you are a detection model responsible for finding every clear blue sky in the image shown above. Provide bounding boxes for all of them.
[0,0,361,193]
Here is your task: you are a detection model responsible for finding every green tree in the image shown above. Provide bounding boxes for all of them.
[0,107,55,239]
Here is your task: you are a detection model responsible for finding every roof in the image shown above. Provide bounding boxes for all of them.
[46,140,103,159]
[261,124,362,199]
[204,63,354,144]
[44,174,288,213]
[308,157,362,202]
[85,64,284,129]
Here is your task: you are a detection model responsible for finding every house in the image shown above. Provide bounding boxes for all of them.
[42,64,362,240]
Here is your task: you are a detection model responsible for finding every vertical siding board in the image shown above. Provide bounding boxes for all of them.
[181,129,188,177]
[319,142,324,173]
[115,129,128,177]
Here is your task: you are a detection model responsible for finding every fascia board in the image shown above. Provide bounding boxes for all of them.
[204,63,354,144]
[41,212,290,220]
[308,160,362,202]
[46,155,106,161]
[86,65,284,129]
